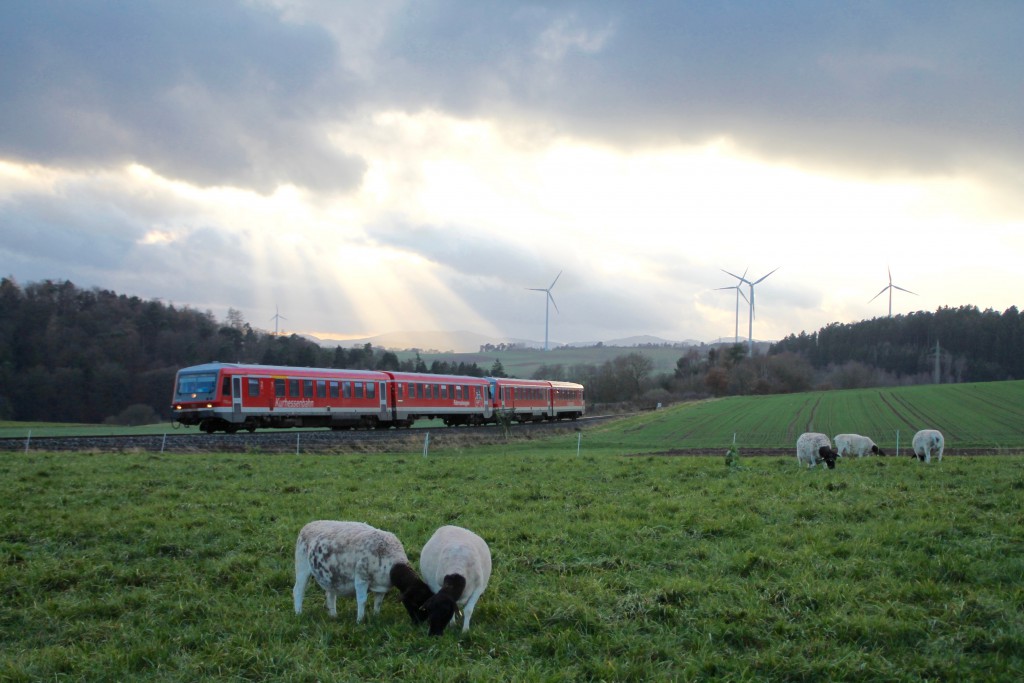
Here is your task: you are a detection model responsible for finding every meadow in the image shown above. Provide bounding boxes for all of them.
[3,438,1023,681]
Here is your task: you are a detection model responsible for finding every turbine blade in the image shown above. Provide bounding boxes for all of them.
[753,266,780,285]
[549,270,562,289]
[738,288,749,304]
[868,285,890,303]
[548,292,560,314]
[721,268,750,284]
[891,285,917,296]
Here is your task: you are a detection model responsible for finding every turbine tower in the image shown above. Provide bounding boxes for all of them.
[528,270,561,351]
[869,267,917,317]
[270,305,287,336]
[717,268,749,344]
[722,267,779,355]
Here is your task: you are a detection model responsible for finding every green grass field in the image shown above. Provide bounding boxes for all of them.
[3,441,1023,681]
[3,381,1023,680]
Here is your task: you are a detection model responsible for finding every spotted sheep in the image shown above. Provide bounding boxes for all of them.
[834,433,886,457]
[292,520,433,623]
[418,525,492,636]
[912,429,945,463]
[796,432,839,469]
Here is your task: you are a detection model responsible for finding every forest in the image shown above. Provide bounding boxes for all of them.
[1,277,1021,423]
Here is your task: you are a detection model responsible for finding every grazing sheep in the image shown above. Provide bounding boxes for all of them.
[835,433,886,457]
[796,432,839,469]
[912,429,945,463]
[418,525,492,635]
[293,520,432,623]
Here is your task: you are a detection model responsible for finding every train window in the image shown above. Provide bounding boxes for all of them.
[247,378,260,397]
[455,385,462,400]
[317,380,327,398]
[355,382,364,399]
[329,381,339,399]
[343,381,352,399]
[433,384,440,399]
[424,384,432,399]
[221,377,231,396]
[396,384,404,400]
[448,384,455,399]
[367,382,375,399]
[440,385,448,399]
[416,383,423,399]
[289,379,300,396]
[303,380,314,397]
[275,379,286,397]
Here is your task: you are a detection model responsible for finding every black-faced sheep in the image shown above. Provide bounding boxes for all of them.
[912,429,944,463]
[835,433,886,457]
[418,525,492,636]
[796,432,839,469]
[293,520,432,623]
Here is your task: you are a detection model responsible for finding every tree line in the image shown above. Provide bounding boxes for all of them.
[0,278,498,424]
[1,278,1019,424]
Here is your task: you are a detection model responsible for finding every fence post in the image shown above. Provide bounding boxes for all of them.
[423,432,431,457]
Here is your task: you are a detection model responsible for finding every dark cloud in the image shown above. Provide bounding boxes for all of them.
[366,2,1023,179]
[0,1,363,192]
[3,1,1021,191]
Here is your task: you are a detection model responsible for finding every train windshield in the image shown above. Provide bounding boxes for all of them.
[176,371,218,399]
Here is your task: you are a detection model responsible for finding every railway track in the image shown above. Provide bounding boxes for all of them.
[0,415,613,454]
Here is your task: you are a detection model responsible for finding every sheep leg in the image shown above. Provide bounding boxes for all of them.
[372,590,385,615]
[325,590,338,618]
[461,591,483,632]
[354,578,369,623]
[293,557,311,615]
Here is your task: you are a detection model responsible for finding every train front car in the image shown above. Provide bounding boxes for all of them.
[171,362,236,433]
[173,362,396,433]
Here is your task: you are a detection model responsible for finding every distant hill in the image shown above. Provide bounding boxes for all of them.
[308,330,707,353]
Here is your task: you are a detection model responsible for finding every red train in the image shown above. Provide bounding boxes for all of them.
[171,362,585,433]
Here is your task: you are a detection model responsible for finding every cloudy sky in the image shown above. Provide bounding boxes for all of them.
[3,1,1022,349]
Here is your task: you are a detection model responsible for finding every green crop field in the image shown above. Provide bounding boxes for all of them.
[586,380,1024,454]
[3,386,1023,680]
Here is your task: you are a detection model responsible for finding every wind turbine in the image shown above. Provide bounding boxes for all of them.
[528,270,561,351]
[270,304,287,336]
[717,268,749,344]
[722,267,779,355]
[869,267,916,317]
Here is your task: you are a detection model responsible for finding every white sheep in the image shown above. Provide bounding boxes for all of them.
[834,433,886,457]
[912,429,945,463]
[796,432,838,469]
[293,520,433,623]
[418,525,492,635]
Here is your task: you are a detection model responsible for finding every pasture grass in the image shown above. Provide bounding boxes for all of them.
[2,445,1022,681]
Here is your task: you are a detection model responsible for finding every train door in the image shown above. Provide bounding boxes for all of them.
[232,376,242,423]
[378,381,389,422]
